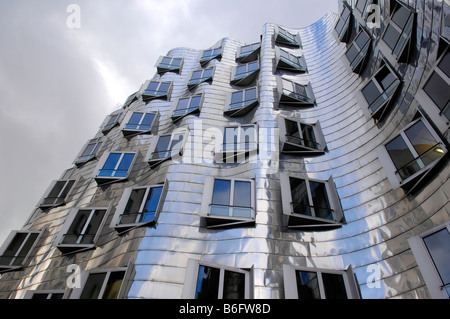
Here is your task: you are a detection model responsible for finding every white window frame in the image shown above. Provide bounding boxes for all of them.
[146,129,190,168]
[141,80,173,101]
[408,222,450,299]
[230,60,260,86]
[201,177,256,229]
[182,259,253,299]
[283,264,360,299]
[277,77,315,107]
[236,42,261,63]
[224,87,259,117]
[94,151,137,185]
[275,47,307,73]
[155,55,183,74]
[171,94,204,122]
[110,181,169,233]
[280,172,344,229]
[0,230,42,273]
[121,110,160,137]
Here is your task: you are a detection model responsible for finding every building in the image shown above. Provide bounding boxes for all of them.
[0,0,448,299]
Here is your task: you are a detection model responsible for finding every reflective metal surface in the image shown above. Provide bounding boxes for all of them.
[0,0,449,299]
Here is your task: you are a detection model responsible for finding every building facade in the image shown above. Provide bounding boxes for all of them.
[0,0,448,299]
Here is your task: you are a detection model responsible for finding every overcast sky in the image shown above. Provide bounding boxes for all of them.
[0,0,338,245]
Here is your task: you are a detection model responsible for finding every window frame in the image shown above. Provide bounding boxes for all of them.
[182,259,253,299]
[214,124,259,164]
[199,46,222,66]
[280,172,344,229]
[236,42,261,63]
[277,77,316,107]
[146,129,190,168]
[408,222,450,299]
[334,1,353,42]
[55,205,111,254]
[283,264,360,299]
[141,80,173,101]
[274,25,302,48]
[155,55,184,74]
[121,110,160,137]
[187,67,214,90]
[275,47,307,73]
[101,109,123,135]
[224,87,259,117]
[201,176,256,229]
[38,168,78,210]
[74,137,103,166]
[278,115,327,155]
[0,230,42,273]
[344,26,372,74]
[171,94,204,122]
[230,60,260,86]
[94,151,137,185]
[110,181,169,233]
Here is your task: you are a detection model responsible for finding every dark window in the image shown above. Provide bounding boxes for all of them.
[210,179,252,220]
[150,132,185,162]
[296,270,321,299]
[61,209,106,246]
[335,4,352,41]
[237,42,260,62]
[80,270,125,299]
[276,26,301,47]
[345,28,371,73]
[280,79,315,106]
[423,228,450,296]
[76,138,102,165]
[0,232,39,268]
[118,186,163,225]
[40,179,76,208]
[278,48,307,72]
[295,270,348,299]
[157,56,182,74]
[102,113,121,133]
[195,265,246,299]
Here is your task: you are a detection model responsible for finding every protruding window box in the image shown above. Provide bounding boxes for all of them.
[155,56,183,74]
[236,42,260,63]
[187,67,214,90]
[0,231,41,273]
[231,61,259,86]
[146,129,189,168]
[277,77,315,107]
[345,27,372,74]
[141,80,173,101]
[274,25,302,48]
[74,137,103,167]
[38,168,77,210]
[224,87,258,117]
[278,116,327,156]
[275,47,307,73]
[214,124,258,164]
[121,111,159,137]
[199,47,222,66]
[280,173,344,229]
[334,1,352,42]
[94,152,136,185]
[171,95,203,123]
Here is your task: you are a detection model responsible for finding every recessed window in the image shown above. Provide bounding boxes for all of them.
[278,77,315,107]
[102,111,122,134]
[71,269,127,299]
[236,42,260,63]
[378,116,447,192]
[215,124,258,163]
[38,168,76,209]
[199,47,222,66]
[283,265,360,299]
[187,67,214,90]
[142,80,172,101]
[24,290,65,299]
[111,182,168,233]
[182,259,252,299]
[359,61,401,120]
[345,27,372,74]
[275,26,301,48]
[122,111,159,136]
[408,222,450,299]
[224,87,258,117]
[156,56,183,74]
[147,130,188,168]
[335,2,352,42]
[201,177,255,228]
[56,207,108,254]
[231,61,259,86]
[95,152,136,185]
[276,47,307,72]
[278,116,327,155]
[0,231,40,272]
[172,95,203,122]
[381,0,415,61]
[280,173,344,229]
[75,137,102,166]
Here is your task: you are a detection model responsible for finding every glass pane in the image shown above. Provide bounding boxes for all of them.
[355,31,370,49]
[172,58,182,67]
[385,135,416,170]
[161,57,172,65]
[146,81,159,91]
[248,61,258,72]
[204,68,213,78]
[231,91,244,105]
[141,113,155,129]
[212,179,231,206]
[141,186,163,222]
[177,98,190,110]
[233,181,251,207]
[81,143,96,157]
[345,44,359,63]
[383,24,401,50]
[121,188,147,225]
[322,273,348,299]
[116,153,134,177]
[169,133,185,151]
[356,0,368,13]
[404,120,441,165]
[102,271,125,299]
[223,271,245,299]
[423,72,450,112]
[64,210,91,244]
[423,228,450,287]
[285,120,300,139]
[245,88,257,101]
[289,177,311,216]
[296,271,321,299]
[196,266,220,299]
[82,209,106,244]
[362,80,381,105]
[392,6,411,28]
[301,124,317,149]
[100,153,121,176]
[190,96,202,109]
[438,51,450,79]
[224,127,238,151]
[241,125,256,150]
[158,82,170,93]
[309,181,333,220]
[80,273,106,299]
[128,112,143,126]
[0,233,27,266]
[46,181,67,199]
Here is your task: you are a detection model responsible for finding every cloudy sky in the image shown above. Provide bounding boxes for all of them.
[0,0,338,244]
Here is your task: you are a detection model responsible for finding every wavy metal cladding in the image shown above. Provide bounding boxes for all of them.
[0,0,449,300]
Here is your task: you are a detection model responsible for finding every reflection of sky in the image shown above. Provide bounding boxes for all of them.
[423,228,450,286]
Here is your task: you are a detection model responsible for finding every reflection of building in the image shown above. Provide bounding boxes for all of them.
[0,0,449,299]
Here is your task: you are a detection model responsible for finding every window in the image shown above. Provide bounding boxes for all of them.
[236,42,260,63]
[381,1,415,62]
[156,56,183,74]
[408,222,450,299]
[283,265,360,299]
[23,290,65,299]
[201,177,255,228]
[122,111,159,136]
[335,2,352,42]
[358,61,401,120]
[199,47,222,66]
[56,207,109,254]
[378,116,447,192]
[75,137,102,166]
[70,268,128,299]
[172,95,203,122]
[111,182,168,233]
[224,87,258,117]
[147,129,189,168]
[187,67,214,90]
[182,259,253,299]
[230,61,259,86]
[122,92,138,109]
[345,27,372,74]
[275,26,301,48]
[102,111,122,134]
[280,173,344,229]
[0,231,40,272]
[94,152,136,185]
[277,77,315,106]
[278,116,327,155]
[38,168,77,209]
[355,0,373,16]
[276,47,307,73]
[141,80,172,101]
[215,124,258,164]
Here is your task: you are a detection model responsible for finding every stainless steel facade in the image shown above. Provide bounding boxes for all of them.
[0,0,449,299]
